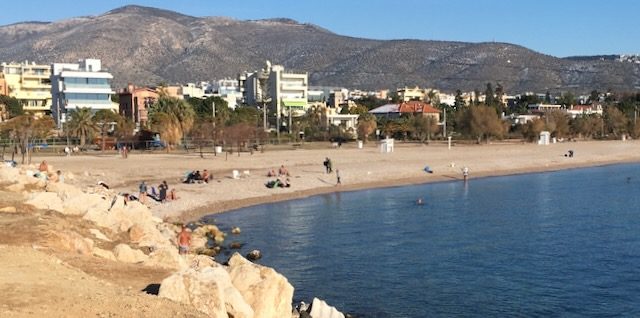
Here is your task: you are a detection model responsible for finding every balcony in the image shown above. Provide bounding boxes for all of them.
[22,72,50,79]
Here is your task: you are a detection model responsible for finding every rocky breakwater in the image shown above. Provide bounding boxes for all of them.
[0,163,345,318]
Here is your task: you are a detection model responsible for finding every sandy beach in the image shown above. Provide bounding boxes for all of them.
[41,139,640,222]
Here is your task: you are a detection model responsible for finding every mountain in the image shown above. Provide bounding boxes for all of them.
[1,5,639,93]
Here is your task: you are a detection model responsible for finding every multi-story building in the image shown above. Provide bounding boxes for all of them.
[240,61,308,131]
[268,64,308,119]
[51,59,117,128]
[398,86,426,102]
[0,61,52,116]
[118,84,159,131]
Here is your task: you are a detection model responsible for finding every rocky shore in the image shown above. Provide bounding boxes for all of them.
[0,162,345,317]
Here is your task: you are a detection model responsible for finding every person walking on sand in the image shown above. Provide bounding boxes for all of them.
[462,166,469,182]
[336,169,341,185]
[139,181,147,204]
[177,226,191,255]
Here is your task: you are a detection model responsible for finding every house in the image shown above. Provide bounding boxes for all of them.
[369,101,441,122]
[118,84,159,130]
[565,104,603,118]
[528,103,562,113]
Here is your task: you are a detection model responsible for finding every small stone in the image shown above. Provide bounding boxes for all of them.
[246,249,262,261]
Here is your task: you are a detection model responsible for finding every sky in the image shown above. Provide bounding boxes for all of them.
[2,0,639,58]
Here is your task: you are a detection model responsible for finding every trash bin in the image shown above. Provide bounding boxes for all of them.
[357,140,363,149]
[215,146,222,154]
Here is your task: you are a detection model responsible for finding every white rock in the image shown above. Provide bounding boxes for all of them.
[93,247,116,261]
[113,244,148,263]
[0,206,18,213]
[159,266,254,318]
[227,253,294,318]
[25,192,64,213]
[89,229,111,241]
[143,246,186,269]
[309,297,346,318]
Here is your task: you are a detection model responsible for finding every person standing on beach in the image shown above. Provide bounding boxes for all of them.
[139,181,147,204]
[159,181,167,203]
[462,166,469,182]
[336,169,341,185]
[177,226,191,255]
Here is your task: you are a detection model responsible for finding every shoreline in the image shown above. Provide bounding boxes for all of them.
[41,140,640,223]
[182,157,640,222]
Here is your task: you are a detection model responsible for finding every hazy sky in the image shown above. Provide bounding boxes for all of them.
[2,0,639,57]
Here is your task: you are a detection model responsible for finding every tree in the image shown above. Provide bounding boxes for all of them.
[545,111,570,139]
[454,89,466,110]
[224,122,256,155]
[521,118,546,141]
[456,105,506,143]
[357,113,377,143]
[604,106,628,138]
[0,95,23,118]
[113,116,135,143]
[484,83,496,107]
[558,92,576,107]
[149,96,195,149]
[0,115,54,164]
[66,107,97,148]
[93,109,120,151]
[410,115,439,143]
[588,90,600,104]
[357,96,388,110]
[494,83,505,110]
[570,114,602,139]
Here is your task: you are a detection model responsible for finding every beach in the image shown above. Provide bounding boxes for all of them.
[2,139,640,317]
[42,139,640,222]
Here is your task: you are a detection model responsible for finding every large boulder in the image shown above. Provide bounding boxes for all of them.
[143,246,186,269]
[25,192,64,213]
[93,247,116,261]
[113,244,148,263]
[46,230,94,255]
[159,265,254,318]
[308,298,346,318]
[227,253,294,318]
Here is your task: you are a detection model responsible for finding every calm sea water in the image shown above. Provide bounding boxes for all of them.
[204,163,640,317]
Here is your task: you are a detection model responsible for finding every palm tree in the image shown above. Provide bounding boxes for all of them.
[150,96,195,150]
[66,107,97,148]
[93,109,119,151]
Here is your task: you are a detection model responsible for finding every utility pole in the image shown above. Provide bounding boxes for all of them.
[442,107,447,137]
[288,106,292,135]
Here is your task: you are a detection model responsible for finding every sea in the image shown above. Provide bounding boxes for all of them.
[203,163,640,317]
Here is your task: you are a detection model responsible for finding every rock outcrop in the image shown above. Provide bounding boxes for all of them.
[227,253,294,318]
[159,263,254,318]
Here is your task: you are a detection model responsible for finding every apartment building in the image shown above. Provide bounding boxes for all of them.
[118,84,159,130]
[51,59,117,128]
[240,61,308,130]
[0,61,52,116]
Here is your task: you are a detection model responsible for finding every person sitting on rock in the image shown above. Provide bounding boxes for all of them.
[38,160,49,173]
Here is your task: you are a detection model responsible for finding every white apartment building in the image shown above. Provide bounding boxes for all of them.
[51,59,117,128]
[268,64,308,118]
[240,61,308,130]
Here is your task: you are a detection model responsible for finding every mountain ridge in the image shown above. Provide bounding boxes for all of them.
[1,5,639,93]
